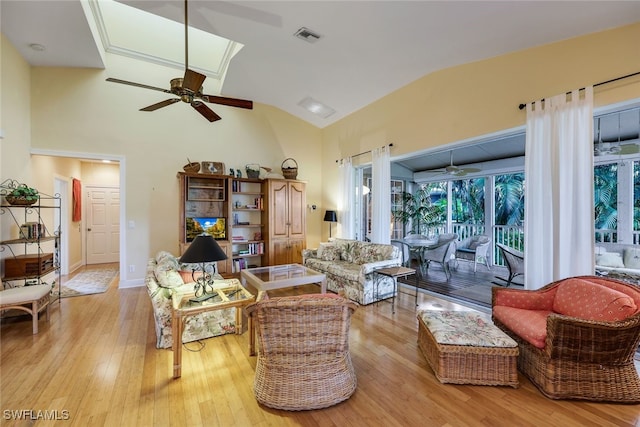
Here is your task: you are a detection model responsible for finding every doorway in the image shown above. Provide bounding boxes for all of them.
[85,185,120,265]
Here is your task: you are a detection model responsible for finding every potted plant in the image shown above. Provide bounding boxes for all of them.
[392,187,445,236]
[5,184,39,206]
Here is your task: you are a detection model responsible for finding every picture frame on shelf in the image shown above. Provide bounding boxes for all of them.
[201,161,225,175]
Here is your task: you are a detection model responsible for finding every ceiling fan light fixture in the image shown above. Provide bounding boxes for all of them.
[298,96,335,118]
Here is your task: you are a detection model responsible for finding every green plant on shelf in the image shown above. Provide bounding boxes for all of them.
[9,184,39,201]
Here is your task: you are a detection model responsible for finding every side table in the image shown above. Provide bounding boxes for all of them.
[171,280,255,378]
[373,266,417,313]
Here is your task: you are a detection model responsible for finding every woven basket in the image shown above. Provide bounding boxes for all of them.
[281,158,298,180]
[5,195,37,206]
[245,164,261,179]
[183,162,200,173]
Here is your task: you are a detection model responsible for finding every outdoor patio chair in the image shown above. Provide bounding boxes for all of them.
[494,243,524,287]
[455,235,491,272]
[421,233,457,279]
[391,239,412,268]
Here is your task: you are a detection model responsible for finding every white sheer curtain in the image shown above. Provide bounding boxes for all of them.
[338,157,355,239]
[370,145,391,244]
[524,87,594,290]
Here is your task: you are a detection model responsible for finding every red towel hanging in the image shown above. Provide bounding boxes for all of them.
[72,178,82,221]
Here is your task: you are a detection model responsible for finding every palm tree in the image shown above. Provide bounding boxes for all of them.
[392,185,446,235]
[495,173,525,227]
[594,163,617,241]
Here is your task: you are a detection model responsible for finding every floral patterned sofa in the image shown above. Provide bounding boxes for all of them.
[302,239,401,305]
[146,251,237,349]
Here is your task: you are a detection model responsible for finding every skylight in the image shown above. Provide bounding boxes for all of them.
[87,0,243,80]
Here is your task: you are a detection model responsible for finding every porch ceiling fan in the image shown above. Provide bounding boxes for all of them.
[429,151,481,177]
[594,115,640,156]
[105,0,252,122]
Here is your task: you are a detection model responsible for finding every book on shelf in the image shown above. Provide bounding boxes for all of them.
[20,222,44,240]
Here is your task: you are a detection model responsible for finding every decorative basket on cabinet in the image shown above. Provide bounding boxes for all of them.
[281,158,298,180]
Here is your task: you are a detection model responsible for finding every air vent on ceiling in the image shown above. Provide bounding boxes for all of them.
[294,27,321,43]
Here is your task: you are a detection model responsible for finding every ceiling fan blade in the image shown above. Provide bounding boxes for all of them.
[192,101,221,122]
[619,144,640,155]
[461,167,482,174]
[140,98,180,112]
[183,69,207,93]
[106,78,171,94]
[200,94,254,109]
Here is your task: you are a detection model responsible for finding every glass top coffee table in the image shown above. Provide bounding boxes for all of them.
[241,264,327,294]
[241,264,327,356]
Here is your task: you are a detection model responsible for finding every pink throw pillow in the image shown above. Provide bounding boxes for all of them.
[553,278,638,322]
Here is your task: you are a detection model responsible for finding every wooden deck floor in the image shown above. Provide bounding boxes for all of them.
[398,260,523,311]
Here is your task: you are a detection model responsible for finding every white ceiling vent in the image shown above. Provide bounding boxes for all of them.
[294,27,321,43]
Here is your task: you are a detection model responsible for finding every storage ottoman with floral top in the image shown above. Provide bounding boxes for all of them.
[417,310,519,387]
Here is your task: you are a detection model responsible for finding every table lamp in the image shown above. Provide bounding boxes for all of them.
[179,233,228,301]
[324,210,337,238]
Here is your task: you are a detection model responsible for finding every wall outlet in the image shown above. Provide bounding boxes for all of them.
[129,265,135,273]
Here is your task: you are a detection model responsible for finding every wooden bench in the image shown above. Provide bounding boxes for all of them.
[417,310,519,387]
[0,284,51,334]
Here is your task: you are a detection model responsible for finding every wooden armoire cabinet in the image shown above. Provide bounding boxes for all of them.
[263,179,306,265]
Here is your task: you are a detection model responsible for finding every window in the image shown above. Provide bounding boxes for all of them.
[594,163,618,242]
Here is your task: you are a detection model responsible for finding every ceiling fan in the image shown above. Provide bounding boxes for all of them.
[429,151,482,177]
[594,115,640,156]
[105,0,252,122]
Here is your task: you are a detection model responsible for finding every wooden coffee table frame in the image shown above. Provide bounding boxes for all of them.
[171,281,255,378]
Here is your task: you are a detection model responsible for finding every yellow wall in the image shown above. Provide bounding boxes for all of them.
[321,23,640,220]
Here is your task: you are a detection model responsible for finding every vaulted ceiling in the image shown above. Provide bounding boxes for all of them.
[2,1,640,171]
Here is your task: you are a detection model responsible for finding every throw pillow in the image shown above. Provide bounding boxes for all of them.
[467,239,480,250]
[154,266,184,288]
[320,245,340,261]
[553,278,638,322]
[178,270,203,283]
[316,242,335,259]
[624,247,640,269]
[596,252,625,268]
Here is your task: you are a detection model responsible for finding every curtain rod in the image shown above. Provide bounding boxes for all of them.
[518,70,640,110]
[335,143,393,163]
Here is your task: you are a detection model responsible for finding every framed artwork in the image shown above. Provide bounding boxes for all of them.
[201,161,226,175]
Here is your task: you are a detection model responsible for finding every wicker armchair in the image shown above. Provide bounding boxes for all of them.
[492,276,640,402]
[245,293,359,410]
[495,243,524,287]
[455,234,491,272]
[421,233,457,278]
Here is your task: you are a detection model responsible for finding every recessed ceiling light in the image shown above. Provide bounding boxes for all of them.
[29,43,46,52]
[102,159,112,163]
[298,96,335,119]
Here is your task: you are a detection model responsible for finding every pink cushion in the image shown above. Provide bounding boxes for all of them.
[178,270,203,283]
[493,286,557,311]
[493,306,551,348]
[553,278,638,322]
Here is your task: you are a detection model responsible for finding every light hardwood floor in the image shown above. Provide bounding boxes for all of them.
[1,268,639,427]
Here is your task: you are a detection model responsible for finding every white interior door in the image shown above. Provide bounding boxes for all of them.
[86,186,120,264]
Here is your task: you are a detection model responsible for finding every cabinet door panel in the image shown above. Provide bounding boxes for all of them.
[289,239,305,264]
[270,181,289,238]
[288,182,306,238]
[272,240,291,265]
